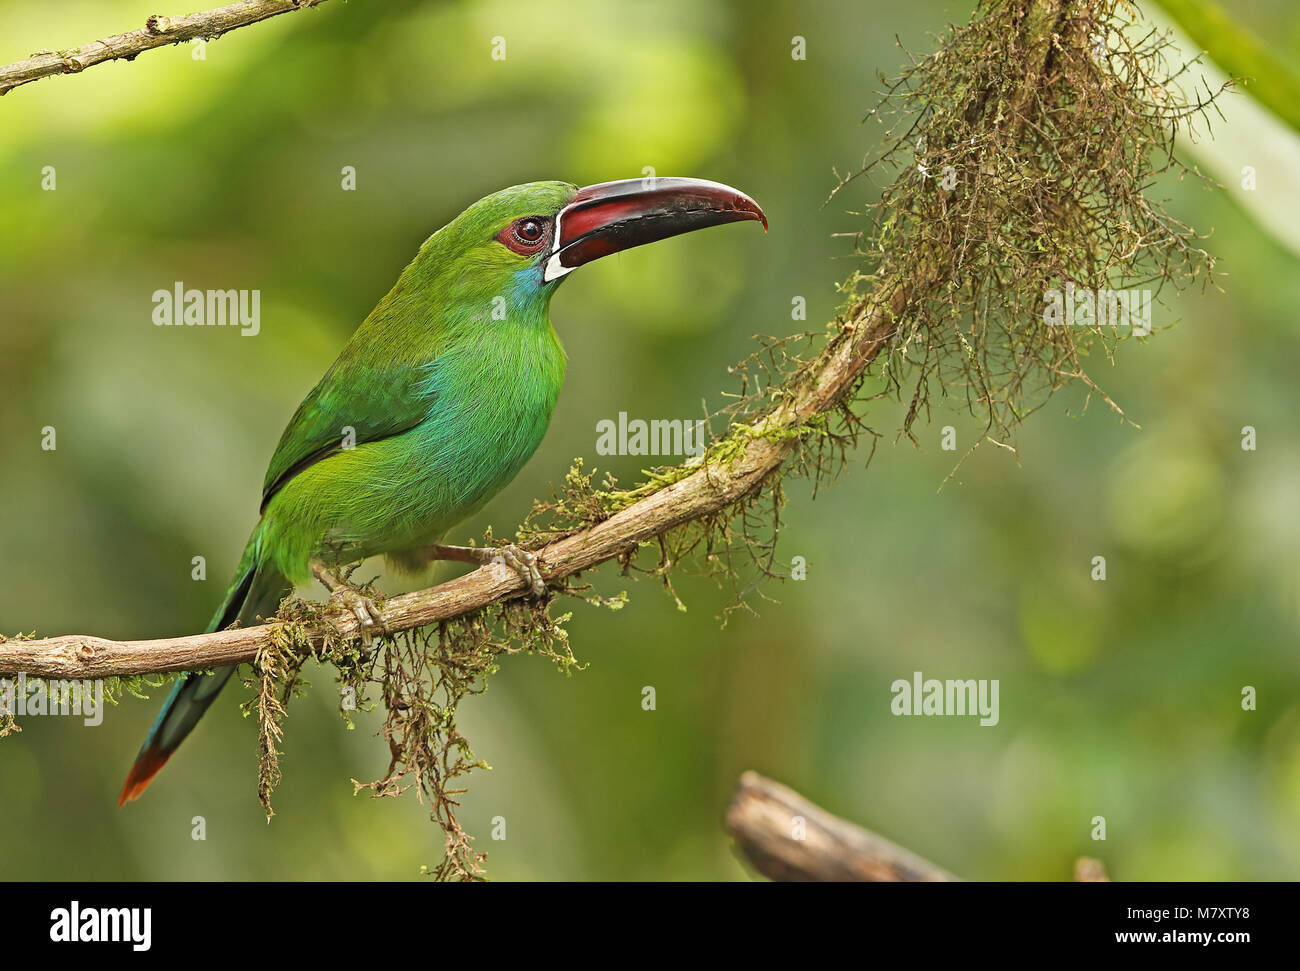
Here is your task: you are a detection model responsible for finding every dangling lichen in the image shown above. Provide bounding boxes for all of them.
[831,0,1227,467]
[3,0,1228,884]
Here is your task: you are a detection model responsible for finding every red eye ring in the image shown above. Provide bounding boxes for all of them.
[498,217,550,255]
[514,218,544,245]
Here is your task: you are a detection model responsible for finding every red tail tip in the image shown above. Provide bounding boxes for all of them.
[117,749,170,806]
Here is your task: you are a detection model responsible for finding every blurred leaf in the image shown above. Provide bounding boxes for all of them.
[1158,0,1300,134]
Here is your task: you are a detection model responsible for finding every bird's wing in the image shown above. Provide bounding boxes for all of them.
[260,354,434,512]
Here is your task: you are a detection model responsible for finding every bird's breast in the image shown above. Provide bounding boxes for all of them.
[405,326,566,520]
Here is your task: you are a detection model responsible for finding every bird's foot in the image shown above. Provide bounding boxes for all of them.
[311,562,387,644]
[427,543,547,597]
[331,587,387,644]
[489,544,547,597]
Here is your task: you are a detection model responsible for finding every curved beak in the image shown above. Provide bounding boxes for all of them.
[544,177,767,282]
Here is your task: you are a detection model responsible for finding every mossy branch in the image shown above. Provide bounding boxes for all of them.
[0,0,1223,681]
[0,281,905,681]
[0,0,331,97]
[1,0,1224,880]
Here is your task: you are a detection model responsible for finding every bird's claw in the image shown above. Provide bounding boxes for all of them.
[489,544,547,597]
[329,587,386,644]
[312,562,386,645]
[420,542,548,597]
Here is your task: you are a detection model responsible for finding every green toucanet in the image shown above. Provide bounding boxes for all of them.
[119,177,766,804]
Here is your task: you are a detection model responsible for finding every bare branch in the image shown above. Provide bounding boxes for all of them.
[725,772,1113,882]
[725,771,959,882]
[0,0,331,97]
[1074,857,1110,882]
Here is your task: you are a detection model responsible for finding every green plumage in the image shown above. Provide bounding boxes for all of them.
[262,180,574,581]
[119,174,764,803]
[121,182,576,802]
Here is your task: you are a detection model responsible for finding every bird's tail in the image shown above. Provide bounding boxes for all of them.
[118,523,289,806]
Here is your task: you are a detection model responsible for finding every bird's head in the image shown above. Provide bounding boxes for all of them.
[428,177,766,302]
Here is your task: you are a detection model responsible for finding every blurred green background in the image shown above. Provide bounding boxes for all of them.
[1,0,1298,881]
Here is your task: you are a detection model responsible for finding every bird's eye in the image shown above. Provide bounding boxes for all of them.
[497,217,551,255]
[514,218,544,244]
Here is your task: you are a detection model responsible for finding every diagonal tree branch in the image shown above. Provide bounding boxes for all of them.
[3,0,1210,706]
[726,771,960,881]
[0,285,906,681]
[725,772,1110,882]
[0,0,331,97]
